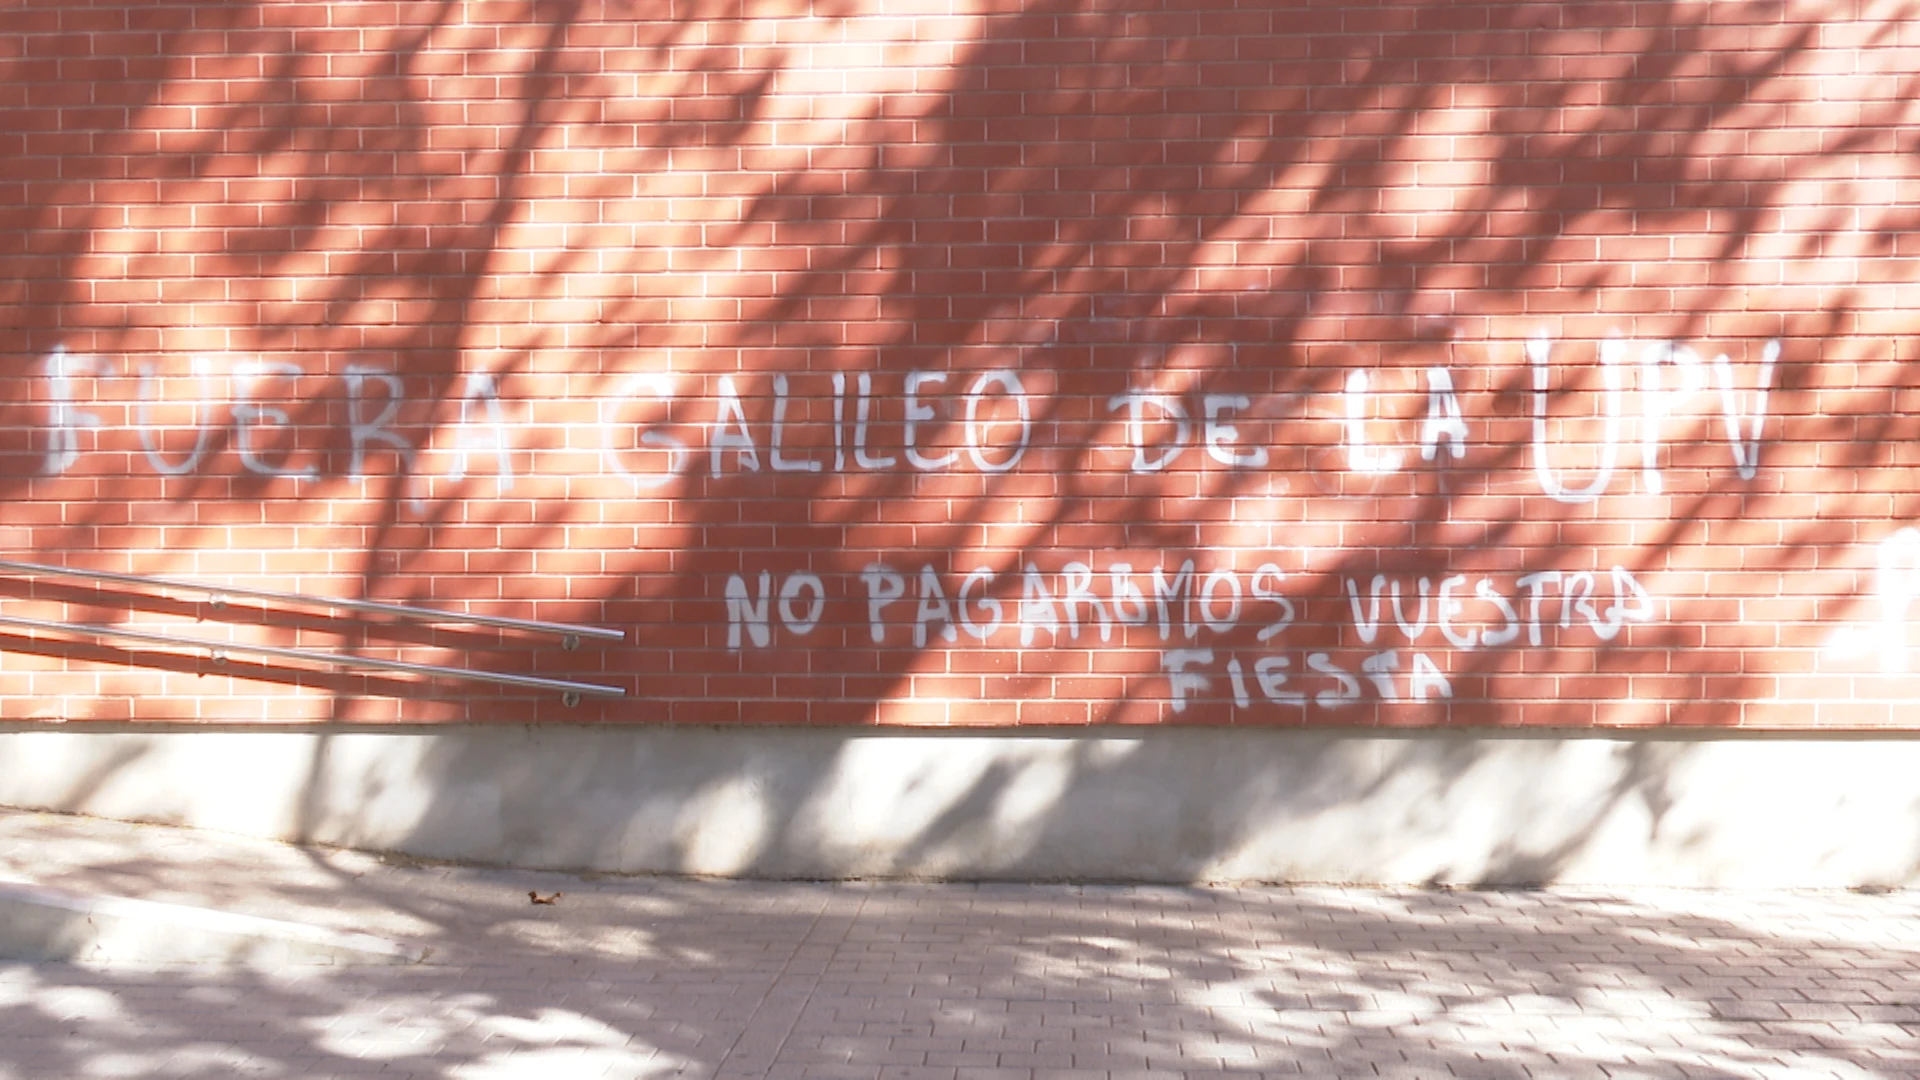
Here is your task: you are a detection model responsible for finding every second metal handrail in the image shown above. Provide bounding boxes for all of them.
[0,559,624,646]
[0,559,628,705]
[0,612,625,703]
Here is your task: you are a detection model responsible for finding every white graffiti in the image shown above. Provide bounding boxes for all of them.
[1877,529,1920,673]
[724,557,1660,714]
[135,356,215,475]
[724,570,826,649]
[345,364,414,477]
[38,331,1774,505]
[1106,391,1269,471]
[1162,646,1455,712]
[598,366,1033,484]
[34,350,514,500]
[233,360,318,481]
[1337,367,1472,474]
[42,345,103,476]
[1527,335,1624,504]
[1821,528,1920,673]
[444,372,515,494]
[1528,333,1779,503]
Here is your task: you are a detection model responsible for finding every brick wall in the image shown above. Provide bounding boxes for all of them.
[3,0,1918,727]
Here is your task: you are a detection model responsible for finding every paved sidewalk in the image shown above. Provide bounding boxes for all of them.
[0,809,1917,1079]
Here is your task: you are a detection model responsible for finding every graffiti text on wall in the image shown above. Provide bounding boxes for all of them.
[30,332,1780,508]
[724,558,1660,713]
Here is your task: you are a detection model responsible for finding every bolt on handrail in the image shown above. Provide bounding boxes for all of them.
[0,558,624,645]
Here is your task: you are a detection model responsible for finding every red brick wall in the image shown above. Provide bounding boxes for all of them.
[3,0,1919,727]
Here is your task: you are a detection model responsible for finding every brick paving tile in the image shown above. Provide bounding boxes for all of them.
[3,810,1920,1079]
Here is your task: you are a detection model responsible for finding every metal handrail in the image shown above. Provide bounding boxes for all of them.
[0,558,623,645]
[0,612,626,702]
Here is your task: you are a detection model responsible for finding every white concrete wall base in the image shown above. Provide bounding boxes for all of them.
[0,724,1915,887]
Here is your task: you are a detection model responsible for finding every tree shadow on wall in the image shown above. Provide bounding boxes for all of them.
[3,0,1917,728]
[2,0,1920,877]
[5,2,1920,1072]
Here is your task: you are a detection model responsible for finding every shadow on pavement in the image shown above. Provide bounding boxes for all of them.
[1,812,1917,1079]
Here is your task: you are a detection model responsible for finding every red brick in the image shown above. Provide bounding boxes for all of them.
[0,0,1914,731]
